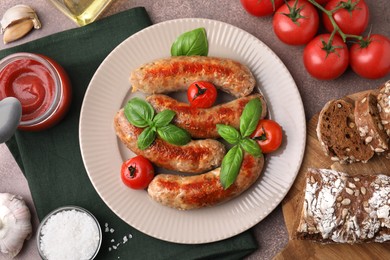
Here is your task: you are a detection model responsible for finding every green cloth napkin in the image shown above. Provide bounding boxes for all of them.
[4,7,258,260]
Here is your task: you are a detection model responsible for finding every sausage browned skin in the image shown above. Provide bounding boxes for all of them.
[146,94,268,139]
[147,153,264,210]
[114,109,226,174]
[130,56,256,98]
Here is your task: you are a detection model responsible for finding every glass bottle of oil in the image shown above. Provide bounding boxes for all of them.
[48,0,114,26]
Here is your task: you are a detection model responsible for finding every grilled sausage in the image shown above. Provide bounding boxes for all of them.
[114,109,226,174]
[147,152,264,210]
[146,94,268,139]
[130,56,256,98]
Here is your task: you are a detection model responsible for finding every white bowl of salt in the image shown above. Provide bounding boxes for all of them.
[37,206,102,260]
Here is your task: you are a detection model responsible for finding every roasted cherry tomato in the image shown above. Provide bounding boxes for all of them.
[250,119,283,153]
[322,0,369,36]
[273,0,319,45]
[350,34,390,79]
[187,81,217,108]
[303,34,349,80]
[121,155,154,190]
[240,0,284,17]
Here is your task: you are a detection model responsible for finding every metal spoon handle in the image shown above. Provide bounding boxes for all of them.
[0,97,22,143]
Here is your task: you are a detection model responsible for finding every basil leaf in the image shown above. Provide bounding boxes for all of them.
[171,27,208,56]
[220,145,243,190]
[137,127,156,150]
[240,138,262,157]
[216,124,241,144]
[240,98,262,138]
[124,98,155,128]
[157,124,191,146]
[153,110,175,128]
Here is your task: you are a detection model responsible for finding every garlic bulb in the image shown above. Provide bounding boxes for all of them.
[0,5,41,44]
[0,193,32,258]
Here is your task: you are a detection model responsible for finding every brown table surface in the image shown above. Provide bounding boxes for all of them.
[0,1,389,259]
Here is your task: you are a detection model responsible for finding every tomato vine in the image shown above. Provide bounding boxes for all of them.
[241,0,389,79]
[308,0,364,43]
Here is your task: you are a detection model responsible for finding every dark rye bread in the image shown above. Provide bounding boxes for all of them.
[377,80,390,137]
[296,168,390,244]
[354,93,388,154]
[316,98,374,164]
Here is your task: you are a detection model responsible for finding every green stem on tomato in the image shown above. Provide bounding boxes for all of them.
[308,0,363,44]
[270,0,276,12]
[329,25,338,43]
[280,0,307,25]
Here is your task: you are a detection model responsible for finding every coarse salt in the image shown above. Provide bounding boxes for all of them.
[39,209,101,260]
[104,222,133,253]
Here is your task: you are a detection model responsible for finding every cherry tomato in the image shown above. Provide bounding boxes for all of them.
[273,0,319,45]
[251,119,283,153]
[322,0,369,36]
[303,34,349,80]
[121,155,154,190]
[350,34,390,79]
[240,0,284,17]
[187,81,217,108]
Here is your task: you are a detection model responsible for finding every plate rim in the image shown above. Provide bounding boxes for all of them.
[79,17,306,244]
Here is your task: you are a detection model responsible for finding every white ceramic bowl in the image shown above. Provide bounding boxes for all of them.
[36,206,102,260]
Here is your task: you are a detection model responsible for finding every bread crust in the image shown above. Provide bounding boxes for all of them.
[297,168,390,244]
[377,80,390,137]
[355,93,388,153]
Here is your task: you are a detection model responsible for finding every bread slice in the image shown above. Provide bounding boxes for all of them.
[354,93,388,154]
[377,80,390,137]
[317,98,374,164]
[297,168,390,244]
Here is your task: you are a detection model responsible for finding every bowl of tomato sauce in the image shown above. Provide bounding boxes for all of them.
[0,52,72,131]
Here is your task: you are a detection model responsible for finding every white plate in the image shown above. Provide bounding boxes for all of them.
[79,18,306,244]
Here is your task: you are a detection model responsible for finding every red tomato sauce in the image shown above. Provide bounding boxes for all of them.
[0,53,72,131]
[0,59,55,121]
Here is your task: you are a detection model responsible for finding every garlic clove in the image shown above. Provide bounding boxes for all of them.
[0,193,32,259]
[1,5,41,31]
[3,19,34,44]
[1,5,41,44]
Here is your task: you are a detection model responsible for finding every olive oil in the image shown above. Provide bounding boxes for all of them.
[48,0,113,26]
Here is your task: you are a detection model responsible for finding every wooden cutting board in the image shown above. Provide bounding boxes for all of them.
[275,90,390,260]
